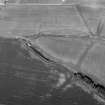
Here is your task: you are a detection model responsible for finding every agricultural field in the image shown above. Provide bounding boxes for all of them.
[0,5,88,37]
[0,4,104,37]
[0,1,105,105]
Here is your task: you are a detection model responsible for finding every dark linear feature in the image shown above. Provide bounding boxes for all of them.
[83,75,94,85]
[74,72,105,98]
[74,72,84,79]
[74,72,95,87]
[95,84,105,96]
[20,38,52,62]
[29,45,53,62]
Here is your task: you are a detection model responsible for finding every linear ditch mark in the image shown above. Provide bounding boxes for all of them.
[74,72,95,87]
[74,72,105,100]
[24,31,105,44]
[94,83,105,99]
[18,37,54,63]
[29,45,52,62]
[75,41,94,69]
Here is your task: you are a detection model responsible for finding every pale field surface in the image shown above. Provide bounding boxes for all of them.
[19,0,63,4]
[82,43,105,84]
[0,5,90,37]
[4,0,65,4]
[7,0,17,3]
[35,37,90,65]
[62,0,98,5]
[75,5,105,36]
[6,0,89,4]
[0,4,104,37]
[6,0,105,5]
[63,0,105,8]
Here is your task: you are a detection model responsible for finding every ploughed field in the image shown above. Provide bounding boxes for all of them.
[0,2,105,105]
